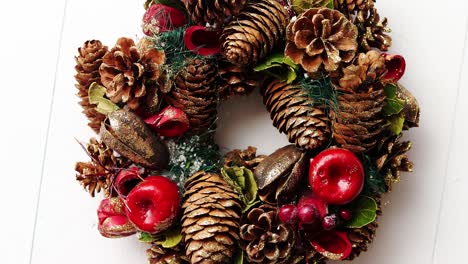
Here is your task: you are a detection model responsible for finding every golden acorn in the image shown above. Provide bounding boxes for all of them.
[221,0,290,66]
[262,79,331,151]
[181,171,241,264]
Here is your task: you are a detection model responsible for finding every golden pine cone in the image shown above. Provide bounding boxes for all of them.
[262,80,331,151]
[240,204,295,263]
[332,50,388,153]
[217,61,261,100]
[75,40,108,133]
[291,0,330,15]
[285,8,358,75]
[181,171,242,264]
[223,146,266,171]
[147,242,189,264]
[182,0,246,27]
[166,58,218,133]
[221,0,290,66]
[375,134,414,191]
[100,37,165,110]
[354,6,392,51]
[334,0,374,14]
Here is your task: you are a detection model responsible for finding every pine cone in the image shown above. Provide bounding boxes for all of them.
[332,50,388,153]
[375,135,414,191]
[166,58,218,133]
[217,61,261,100]
[285,8,358,75]
[334,0,374,14]
[75,138,125,197]
[147,242,189,264]
[354,7,392,51]
[183,0,246,27]
[181,171,241,264]
[221,0,290,66]
[262,79,330,151]
[224,146,266,171]
[240,204,295,263]
[100,37,165,110]
[75,40,108,133]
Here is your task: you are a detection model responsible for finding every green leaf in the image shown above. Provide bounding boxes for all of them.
[326,0,334,8]
[361,154,386,195]
[254,53,299,84]
[345,196,378,228]
[161,227,183,248]
[389,114,405,135]
[234,249,244,264]
[88,82,120,115]
[383,83,405,116]
[221,166,258,209]
[139,232,158,243]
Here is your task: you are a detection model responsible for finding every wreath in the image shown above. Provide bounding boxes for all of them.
[74,0,420,263]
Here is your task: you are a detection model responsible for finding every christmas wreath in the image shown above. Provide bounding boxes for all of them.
[74,0,420,263]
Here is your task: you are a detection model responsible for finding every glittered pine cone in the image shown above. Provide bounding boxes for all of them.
[240,204,295,264]
[262,79,331,151]
[334,0,374,14]
[75,40,108,133]
[183,0,246,27]
[100,37,165,110]
[285,8,358,76]
[332,51,388,153]
[217,61,261,100]
[354,6,392,51]
[181,171,241,264]
[166,58,218,133]
[221,0,290,66]
[147,242,189,264]
[223,146,266,171]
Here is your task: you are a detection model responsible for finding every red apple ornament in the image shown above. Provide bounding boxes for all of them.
[126,176,180,234]
[142,4,186,35]
[382,53,406,82]
[144,106,189,137]
[309,148,364,205]
[97,197,137,238]
[184,26,221,56]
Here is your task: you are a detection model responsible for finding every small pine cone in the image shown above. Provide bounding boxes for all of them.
[166,58,218,133]
[334,0,374,14]
[100,37,165,110]
[221,0,290,66]
[181,171,242,264]
[223,146,266,170]
[285,8,358,75]
[262,80,330,151]
[183,0,246,27]
[75,40,108,133]
[147,242,189,264]
[289,245,327,264]
[354,7,392,51]
[332,50,388,153]
[217,61,261,100]
[240,204,295,264]
[346,197,382,260]
[375,135,414,191]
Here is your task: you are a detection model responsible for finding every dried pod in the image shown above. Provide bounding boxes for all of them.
[100,109,169,170]
[254,145,307,204]
[396,83,420,129]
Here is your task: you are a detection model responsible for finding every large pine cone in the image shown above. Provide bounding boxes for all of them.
[221,0,289,66]
[217,61,261,100]
[182,0,246,27]
[167,58,218,133]
[100,37,165,110]
[285,8,358,75]
[240,204,295,263]
[262,80,330,151]
[147,242,189,264]
[332,50,388,153]
[354,6,392,51]
[75,40,108,133]
[181,171,241,264]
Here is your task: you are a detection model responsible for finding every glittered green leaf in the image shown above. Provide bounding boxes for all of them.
[221,166,258,209]
[88,82,120,115]
[139,232,157,243]
[161,227,183,248]
[345,196,377,228]
[383,83,405,116]
[389,114,405,135]
[254,53,299,84]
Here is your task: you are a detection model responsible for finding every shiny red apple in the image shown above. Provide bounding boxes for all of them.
[309,148,364,205]
[126,176,180,234]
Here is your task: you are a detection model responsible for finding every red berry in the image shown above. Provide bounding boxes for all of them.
[322,215,338,230]
[298,203,319,224]
[309,148,364,205]
[339,209,353,221]
[278,204,298,224]
[126,176,180,234]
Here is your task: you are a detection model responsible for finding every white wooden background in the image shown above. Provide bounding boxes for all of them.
[0,0,467,263]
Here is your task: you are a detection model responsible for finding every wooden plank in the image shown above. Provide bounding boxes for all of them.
[0,1,66,264]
